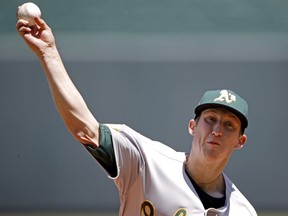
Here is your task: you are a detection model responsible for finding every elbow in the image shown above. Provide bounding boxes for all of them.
[64,115,100,148]
[72,126,100,148]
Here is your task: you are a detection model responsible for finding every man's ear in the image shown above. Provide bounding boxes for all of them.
[188,119,196,135]
[235,134,247,149]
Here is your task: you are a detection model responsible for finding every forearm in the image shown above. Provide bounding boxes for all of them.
[16,17,99,147]
[39,47,99,147]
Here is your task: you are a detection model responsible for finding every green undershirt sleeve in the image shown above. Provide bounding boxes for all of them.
[84,124,117,178]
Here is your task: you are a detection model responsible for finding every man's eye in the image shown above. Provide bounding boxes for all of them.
[206,116,216,123]
[225,122,234,128]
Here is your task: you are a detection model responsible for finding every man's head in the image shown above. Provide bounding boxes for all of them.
[188,90,248,162]
[194,89,248,134]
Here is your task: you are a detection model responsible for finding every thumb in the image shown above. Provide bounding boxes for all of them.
[34,17,49,30]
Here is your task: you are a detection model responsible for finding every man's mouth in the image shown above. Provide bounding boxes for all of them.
[207,141,220,146]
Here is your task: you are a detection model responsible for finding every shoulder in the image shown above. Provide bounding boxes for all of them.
[105,123,186,161]
[105,123,126,132]
[105,124,142,137]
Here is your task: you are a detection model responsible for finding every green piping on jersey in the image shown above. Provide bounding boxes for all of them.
[84,124,117,177]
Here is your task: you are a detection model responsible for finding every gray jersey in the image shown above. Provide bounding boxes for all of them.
[105,124,257,216]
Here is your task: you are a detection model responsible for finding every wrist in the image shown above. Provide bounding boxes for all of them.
[39,46,62,65]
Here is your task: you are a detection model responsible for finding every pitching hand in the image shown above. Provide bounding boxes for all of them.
[16,17,56,57]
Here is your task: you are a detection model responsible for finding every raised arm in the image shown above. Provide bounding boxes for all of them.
[16,17,99,148]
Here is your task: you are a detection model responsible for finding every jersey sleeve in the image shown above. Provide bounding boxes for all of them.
[106,124,145,194]
[84,124,117,177]
[83,123,144,194]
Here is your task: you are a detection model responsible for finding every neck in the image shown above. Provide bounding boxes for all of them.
[185,155,226,197]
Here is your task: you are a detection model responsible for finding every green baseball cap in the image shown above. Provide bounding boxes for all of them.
[194,89,248,129]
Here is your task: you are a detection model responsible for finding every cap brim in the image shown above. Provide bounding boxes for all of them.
[195,103,248,129]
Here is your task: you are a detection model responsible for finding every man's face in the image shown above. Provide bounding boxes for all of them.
[189,108,247,162]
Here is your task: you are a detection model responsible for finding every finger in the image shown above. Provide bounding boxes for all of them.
[16,22,32,38]
[18,26,32,33]
[16,19,29,31]
[34,17,49,30]
[18,27,32,38]
[30,24,40,36]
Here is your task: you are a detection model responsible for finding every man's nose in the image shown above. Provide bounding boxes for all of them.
[212,122,223,136]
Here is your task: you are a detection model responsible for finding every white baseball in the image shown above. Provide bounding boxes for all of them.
[17,2,41,26]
